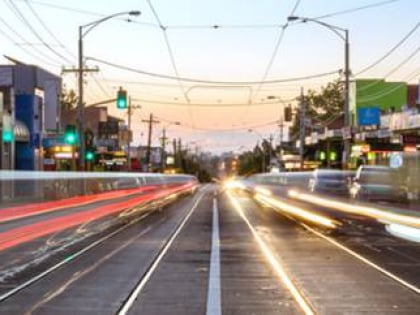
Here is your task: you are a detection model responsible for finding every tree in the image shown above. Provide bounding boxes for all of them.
[60,89,78,115]
[290,80,344,139]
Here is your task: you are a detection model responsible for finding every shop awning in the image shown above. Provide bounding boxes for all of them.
[14,120,30,142]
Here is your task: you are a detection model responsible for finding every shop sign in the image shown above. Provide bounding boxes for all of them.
[380,115,391,128]
[407,114,420,129]
[357,107,380,126]
[389,112,410,130]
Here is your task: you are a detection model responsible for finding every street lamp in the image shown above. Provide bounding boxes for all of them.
[77,10,140,170]
[161,121,180,171]
[287,15,350,168]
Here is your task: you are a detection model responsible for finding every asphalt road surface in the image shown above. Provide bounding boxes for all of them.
[0,184,419,314]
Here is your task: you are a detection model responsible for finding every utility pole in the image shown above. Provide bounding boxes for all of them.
[299,87,306,170]
[160,128,167,172]
[62,43,98,171]
[173,138,177,168]
[343,29,351,169]
[278,118,283,170]
[142,114,159,172]
[127,98,140,171]
[268,134,273,170]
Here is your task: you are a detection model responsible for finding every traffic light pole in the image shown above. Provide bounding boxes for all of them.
[127,96,132,171]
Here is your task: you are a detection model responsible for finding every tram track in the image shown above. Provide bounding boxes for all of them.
[0,186,207,310]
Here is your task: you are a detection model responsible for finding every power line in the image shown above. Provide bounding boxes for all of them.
[250,0,301,102]
[166,23,284,30]
[24,0,76,60]
[355,22,420,76]
[21,0,158,28]
[129,97,296,107]
[315,0,401,20]
[357,44,420,92]
[6,0,72,64]
[87,57,339,85]
[357,68,420,103]
[0,16,61,67]
[146,0,194,131]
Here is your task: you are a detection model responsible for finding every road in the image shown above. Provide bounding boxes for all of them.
[0,184,419,314]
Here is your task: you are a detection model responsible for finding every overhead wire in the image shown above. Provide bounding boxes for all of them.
[0,23,57,67]
[250,0,301,102]
[24,0,76,60]
[146,0,196,132]
[357,43,420,92]
[355,22,420,76]
[0,16,61,67]
[6,0,72,64]
[314,0,401,20]
[87,57,339,85]
[357,68,420,103]
[129,97,296,107]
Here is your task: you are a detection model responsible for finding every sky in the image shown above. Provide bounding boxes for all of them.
[0,0,419,153]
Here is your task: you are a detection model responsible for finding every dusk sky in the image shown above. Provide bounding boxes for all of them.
[0,0,419,153]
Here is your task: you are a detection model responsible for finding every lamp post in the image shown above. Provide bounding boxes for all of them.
[288,16,350,168]
[160,121,180,172]
[77,10,140,170]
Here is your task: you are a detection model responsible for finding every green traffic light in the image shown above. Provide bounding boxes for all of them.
[64,125,77,145]
[65,133,76,144]
[2,130,13,143]
[117,98,127,109]
[117,88,128,109]
[86,151,94,161]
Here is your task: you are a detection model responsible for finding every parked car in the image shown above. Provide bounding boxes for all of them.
[349,165,408,204]
[308,169,355,196]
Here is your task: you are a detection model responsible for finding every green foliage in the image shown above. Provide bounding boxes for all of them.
[290,80,344,139]
[60,89,78,113]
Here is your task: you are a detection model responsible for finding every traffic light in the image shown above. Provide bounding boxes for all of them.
[64,125,77,145]
[2,130,13,143]
[116,88,128,109]
[284,106,292,122]
[85,151,95,161]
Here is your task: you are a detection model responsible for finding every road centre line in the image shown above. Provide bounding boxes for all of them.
[206,197,222,315]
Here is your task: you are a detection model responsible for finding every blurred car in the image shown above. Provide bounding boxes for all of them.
[308,169,355,196]
[349,165,408,204]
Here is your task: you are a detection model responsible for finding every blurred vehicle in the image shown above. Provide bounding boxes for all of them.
[244,172,311,197]
[308,169,355,196]
[349,165,408,204]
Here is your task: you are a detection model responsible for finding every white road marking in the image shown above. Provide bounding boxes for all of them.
[206,197,222,315]
[118,190,207,315]
[301,223,420,295]
[227,191,315,315]
[0,212,153,303]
